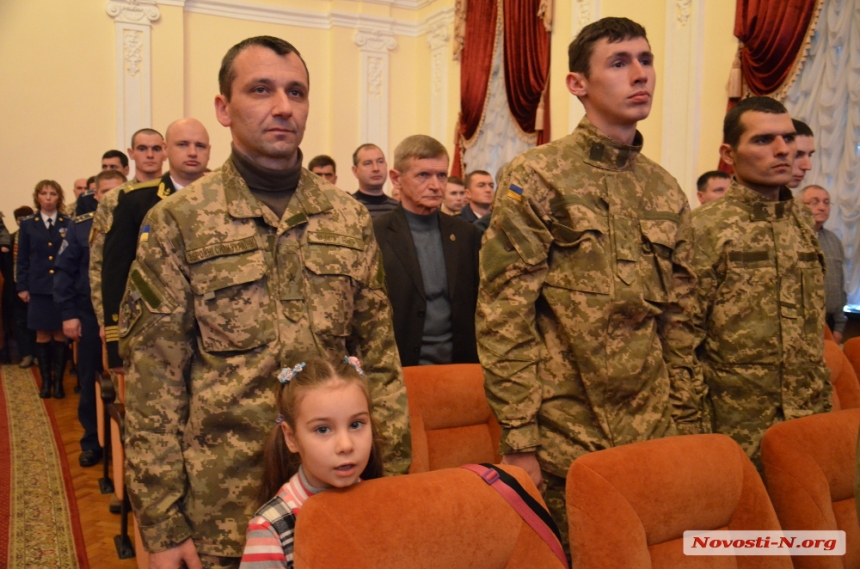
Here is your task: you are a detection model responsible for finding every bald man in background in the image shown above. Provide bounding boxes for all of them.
[101,118,211,369]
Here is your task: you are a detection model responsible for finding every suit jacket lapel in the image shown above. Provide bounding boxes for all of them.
[439,212,458,300]
[387,207,426,300]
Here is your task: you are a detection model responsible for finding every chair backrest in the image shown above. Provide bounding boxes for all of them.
[403,364,501,473]
[761,409,860,569]
[824,340,860,410]
[294,465,565,569]
[825,324,835,342]
[566,434,791,569]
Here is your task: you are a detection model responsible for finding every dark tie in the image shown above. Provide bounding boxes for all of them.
[47,218,53,231]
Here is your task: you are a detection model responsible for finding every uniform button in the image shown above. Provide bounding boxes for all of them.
[417,310,425,317]
[49,269,54,274]
[48,242,53,246]
[49,256,53,261]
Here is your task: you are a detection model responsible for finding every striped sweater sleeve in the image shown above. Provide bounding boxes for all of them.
[239,515,292,569]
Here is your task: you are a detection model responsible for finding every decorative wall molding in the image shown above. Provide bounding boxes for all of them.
[354,29,398,53]
[355,28,396,153]
[661,0,703,203]
[107,0,158,157]
[340,0,434,9]
[676,0,692,27]
[569,0,601,132]
[180,0,453,37]
[427,21,450,142]
[108,0,160,24]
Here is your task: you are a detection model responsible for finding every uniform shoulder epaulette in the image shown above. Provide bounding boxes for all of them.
[81,189,95,197]
[126,177,161,194]
[75,211,96,223]
[19,214,36,221]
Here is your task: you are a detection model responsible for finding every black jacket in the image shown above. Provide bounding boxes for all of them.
[373,206,480,366]
[16,212,71,295]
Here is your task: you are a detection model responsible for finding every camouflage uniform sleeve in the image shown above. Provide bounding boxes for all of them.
[347,215,411,475]
[659,203,706,435]
[476,163,552,455]
[121,204,196,553]
[89,200,110,326]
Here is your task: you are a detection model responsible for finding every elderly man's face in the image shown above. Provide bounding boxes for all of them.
[801,186,831,229]
[215,46,309,170]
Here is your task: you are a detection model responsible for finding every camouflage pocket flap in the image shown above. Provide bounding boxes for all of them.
[188,249,267,295]
[303,243,364,279]
[306,231,364,251]
[640,219,677,256]
[797,250,822,268]
[127,261,177,315]
[501,216,548,266]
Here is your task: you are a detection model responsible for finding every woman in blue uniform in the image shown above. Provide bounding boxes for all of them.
[16,180,71,398]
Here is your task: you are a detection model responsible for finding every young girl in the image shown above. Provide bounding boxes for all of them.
[239,357,384,569]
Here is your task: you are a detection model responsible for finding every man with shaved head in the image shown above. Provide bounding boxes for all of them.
[101,118,212,369]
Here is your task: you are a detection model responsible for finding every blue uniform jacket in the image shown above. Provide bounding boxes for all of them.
[16,212,71,295]
[53,212,94,321]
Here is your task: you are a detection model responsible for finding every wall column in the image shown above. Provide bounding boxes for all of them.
[427,23,450,143]
[354,29,397,154]
[106,0,160,152]
[661,0,704,201]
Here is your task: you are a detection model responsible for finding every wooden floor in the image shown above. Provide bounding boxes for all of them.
[49,367,138,569]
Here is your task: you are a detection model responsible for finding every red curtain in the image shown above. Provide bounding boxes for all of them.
[503,0,551,145]
[735,0,820,95]
[718,0,820,170]
[452,0,498,177]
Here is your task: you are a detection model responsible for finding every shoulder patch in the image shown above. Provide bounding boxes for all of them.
[75,211,95,223]
[126,178,161,194]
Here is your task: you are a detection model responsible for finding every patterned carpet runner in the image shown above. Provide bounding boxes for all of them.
[0,365,88,568]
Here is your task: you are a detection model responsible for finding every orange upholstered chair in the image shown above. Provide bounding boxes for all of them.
[294,465,565,569]
[761,409,860,569]
[566,434,791,569]
[823,340,860,410]
[403,364,501,473]
[841,337,860,387]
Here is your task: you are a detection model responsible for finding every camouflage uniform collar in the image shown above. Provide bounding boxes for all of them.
[726,180,795,220]
[222,158,333,222]
[576,116,643,171]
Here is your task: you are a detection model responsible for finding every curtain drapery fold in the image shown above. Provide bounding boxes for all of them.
[452,0,498,176]
[503,0,551,145]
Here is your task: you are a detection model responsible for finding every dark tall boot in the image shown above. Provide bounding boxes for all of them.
[35,342,52,399]
[52,340,67,399]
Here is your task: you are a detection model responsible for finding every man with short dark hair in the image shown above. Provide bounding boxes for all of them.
[54,169,127,468]
[459,170,495,222]
[478,17,702,549]
[693,96,830,471]
[308,154,337,184]
[101,149,130,174]
[441,175,466,216]
[122,36,410,569]
[801,184,846,342]
[696,170,731,205]
[373,135,480,367]
[351,143,399,218]
[789,119,815,189]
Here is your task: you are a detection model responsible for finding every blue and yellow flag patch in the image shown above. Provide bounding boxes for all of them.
[506,184,524,202]
[139,224,150,243]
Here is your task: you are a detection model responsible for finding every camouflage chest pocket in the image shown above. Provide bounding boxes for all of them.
[798,249,825,336]
[639,219,677,303]
[302,232,364,337]
[546,209,611,294]
[187,249,275,353]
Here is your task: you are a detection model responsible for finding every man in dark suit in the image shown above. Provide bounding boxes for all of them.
[101,118,211,370]
[373,135,480,367]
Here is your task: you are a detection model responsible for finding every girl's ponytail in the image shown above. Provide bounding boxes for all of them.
[256,422,300,508]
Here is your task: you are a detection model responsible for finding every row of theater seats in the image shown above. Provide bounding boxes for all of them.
[95,339,860,568]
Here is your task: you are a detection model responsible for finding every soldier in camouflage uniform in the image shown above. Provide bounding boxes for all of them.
[90,132,165,343]
[121,36,410,569]
[692,96,831,470]
[477,18,703,550]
